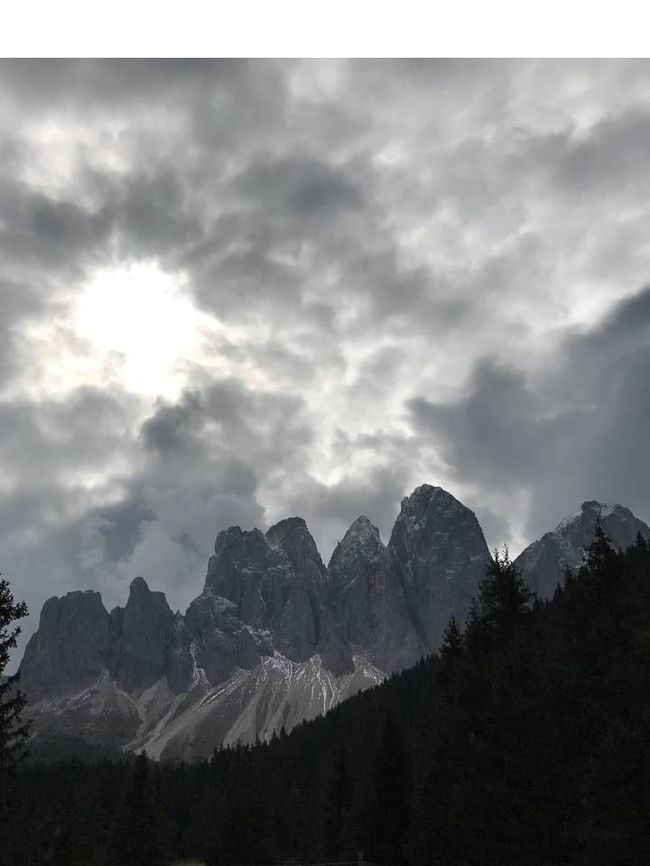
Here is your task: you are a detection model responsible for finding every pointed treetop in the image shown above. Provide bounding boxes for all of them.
[477,546,534,636]
[441,615,463,656]
[583,519,617,570]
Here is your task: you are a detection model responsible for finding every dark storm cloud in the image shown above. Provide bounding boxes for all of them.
[584,283,650,347]
[141,380,315,468]
[105,169,205,258]
[181,152,372,317]
[0,177,112,271]
[237,155,364,217]
[141,392,204,453]
[0,168,204,279]
[409,358,584,487]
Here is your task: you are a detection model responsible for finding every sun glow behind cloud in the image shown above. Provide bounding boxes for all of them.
[7,262,228,406]
[72,262,215,399]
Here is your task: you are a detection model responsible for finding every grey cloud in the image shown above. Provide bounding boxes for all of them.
[237,155,364,217]
[91,497,156,562]
[194,150,469,339]
[0,278,47,385]
[586,283,650,347]
[0,59,251,111]
[408,358,575,488]
[141,380,314,469]
[215,335,343,392]
[0,386,138,487]
[105,169,204,260]
[553,109,650,195]
[141,392,204,453]
[0,178,112,273]
[0,168,204,278]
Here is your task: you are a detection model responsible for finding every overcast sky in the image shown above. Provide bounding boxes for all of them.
[2,59,650,660]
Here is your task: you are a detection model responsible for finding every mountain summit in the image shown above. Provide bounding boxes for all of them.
[515,500,650,598]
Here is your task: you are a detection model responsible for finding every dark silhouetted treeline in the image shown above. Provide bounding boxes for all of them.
[3,526,650,865]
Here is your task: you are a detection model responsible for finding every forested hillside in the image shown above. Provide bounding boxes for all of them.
[4,526,650,866]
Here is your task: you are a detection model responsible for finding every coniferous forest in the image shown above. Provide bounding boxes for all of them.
[3,527,650,866]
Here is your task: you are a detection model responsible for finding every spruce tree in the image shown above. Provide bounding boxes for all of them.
[0,572,30,864]
[476,546,534,641]
[0,574,29,775]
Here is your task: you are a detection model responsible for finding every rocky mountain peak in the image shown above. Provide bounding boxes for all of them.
[128,575,150,594]
[266,515,307,534]
[516,499,650,599]
[112,575,174,691]
[328,517,385,587]
[266,517,326,584]
[389,484,488,565]
[394,483,470,527]
[558,499,643,529]
[18,590,112,700]
[203,525,285,625]
[341,515,383,549]
[212,525,268,558]
[388,484,491,655]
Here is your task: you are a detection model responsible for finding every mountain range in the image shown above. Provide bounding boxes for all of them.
[17,485,649,760]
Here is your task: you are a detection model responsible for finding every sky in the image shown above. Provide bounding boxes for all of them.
[2,59,650,661]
